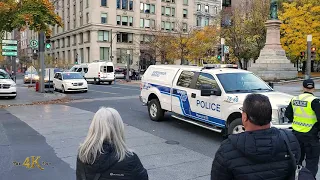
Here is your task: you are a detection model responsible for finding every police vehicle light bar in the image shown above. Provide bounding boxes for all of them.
[202,64,238,69]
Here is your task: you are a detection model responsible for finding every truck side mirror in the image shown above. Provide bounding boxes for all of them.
[268,82,274,88]
[200,84,222,96]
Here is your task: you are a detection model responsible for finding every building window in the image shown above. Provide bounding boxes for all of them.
[163,6,174,17]
[140,19,155,28]
[80,0,83,11]
[117,15,121,25]
[205,5,209,13]
[214,6,218,14]
[117,16,133,26]
[196,16,201,26]
[122,16,128,26]
[197,4,201,11]
[86,0,89,8]
[67,36,70,46]
[140,3,155,14]
[98,31,109,41]
[140,34,154,44]
[116,49,133,63]
[100,47,110,61]
[73,35,77,45]
[204,18,209,26]
[101,13,107,24]
[183,23,187,32]
[129,1,133,10]
[86,31,91,42]
[80,33,83,44]
[183,0,188,5]
[86,13,89,23]
[183,9,187,18]
[117,33,133,43]
[80,16,83,26]
[117,0,120,8]
[101,0,107,7]
[122,0,128,9]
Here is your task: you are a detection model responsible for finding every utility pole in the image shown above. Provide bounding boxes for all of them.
[39,31,45,93]
[306,35,312,79]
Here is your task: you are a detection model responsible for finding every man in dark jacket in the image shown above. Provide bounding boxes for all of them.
[211,94,301,180]
[76,143,148,180]
[285,79,320,177]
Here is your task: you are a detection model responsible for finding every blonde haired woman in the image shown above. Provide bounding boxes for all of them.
[76,107,148,180]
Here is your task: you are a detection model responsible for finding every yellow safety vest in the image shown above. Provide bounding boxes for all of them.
[291,93,317,133]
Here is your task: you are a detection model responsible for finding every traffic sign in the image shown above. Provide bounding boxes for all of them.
[224,46,229,54]
[30,40,38,49]
[2,51,17,56]
[1,39,17,45]
[2,46,17,50]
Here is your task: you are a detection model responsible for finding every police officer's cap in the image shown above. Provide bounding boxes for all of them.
[303,79,315,89]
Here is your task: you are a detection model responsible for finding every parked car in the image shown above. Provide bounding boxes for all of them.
[53,72,88,93]
[115,68,125,79]
[0,69,16,99]
[24,71,39,83]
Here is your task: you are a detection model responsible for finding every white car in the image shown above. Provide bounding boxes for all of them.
[140,64,293,135]
[53,72,88,93]
[0,69,17,99]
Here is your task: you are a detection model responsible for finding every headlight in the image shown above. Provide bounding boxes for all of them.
[271,109,279,125]
[11,84,16,87]
[34,76,39,80]
[24,76,29,79]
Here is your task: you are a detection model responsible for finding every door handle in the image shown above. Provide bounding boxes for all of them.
[191,93,196,98]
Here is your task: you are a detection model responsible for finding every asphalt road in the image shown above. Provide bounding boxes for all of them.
[66,83,223,158]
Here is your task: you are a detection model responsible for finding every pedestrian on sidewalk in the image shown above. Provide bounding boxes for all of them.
[76,107,148,180]
[285,79,320,177]
[211,94,301,180]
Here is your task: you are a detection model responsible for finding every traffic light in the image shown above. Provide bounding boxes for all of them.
[300,51,305,58]
[311,47,316,60]
[217,46,222,60]
[45,36,51,49]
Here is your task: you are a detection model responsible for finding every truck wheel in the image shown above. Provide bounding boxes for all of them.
[148,99,164,121]
[228,118,245,135]
[108,81,112,85]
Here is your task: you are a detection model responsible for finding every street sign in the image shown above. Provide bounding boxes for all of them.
[224,46,229,54]
[30,40,38,49]
[1,40,18,45]
[1,39,18,57]
[2,51,17,56]
[2,46,17,50]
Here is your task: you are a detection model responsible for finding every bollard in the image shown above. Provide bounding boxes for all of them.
[35,81,39,92]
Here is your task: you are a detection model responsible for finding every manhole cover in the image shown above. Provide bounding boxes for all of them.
[165,140,179,145]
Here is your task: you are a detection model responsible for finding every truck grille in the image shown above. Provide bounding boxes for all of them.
[278,105,289,124]
[72,82,83,86]
[0,84,10,89]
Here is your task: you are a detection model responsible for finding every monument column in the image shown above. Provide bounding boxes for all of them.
[248,0,297,81]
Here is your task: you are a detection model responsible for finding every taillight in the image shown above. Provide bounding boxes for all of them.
[140,83,143,90]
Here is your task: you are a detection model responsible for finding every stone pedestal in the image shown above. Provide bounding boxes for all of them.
[248,20,297,81]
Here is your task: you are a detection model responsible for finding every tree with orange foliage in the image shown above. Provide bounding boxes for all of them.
[0,0,62,38]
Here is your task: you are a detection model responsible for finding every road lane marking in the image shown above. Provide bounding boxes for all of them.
[89,90,118,94]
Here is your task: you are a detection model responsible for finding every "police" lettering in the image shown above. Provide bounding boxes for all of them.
[293,100,307,107]
[196,100,221,112]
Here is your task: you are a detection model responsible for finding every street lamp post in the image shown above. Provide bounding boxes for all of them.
[306,35,312,79]
[110,30,118,62]
[126,50,131,82]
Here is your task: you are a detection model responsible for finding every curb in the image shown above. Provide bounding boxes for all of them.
[272,77,320,85]
[0,96,70,108]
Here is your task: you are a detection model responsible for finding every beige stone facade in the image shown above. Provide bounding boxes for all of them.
[46,0,221,69]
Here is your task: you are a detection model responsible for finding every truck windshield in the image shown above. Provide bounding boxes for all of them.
[216,73,273,93]
[0,71,10,79]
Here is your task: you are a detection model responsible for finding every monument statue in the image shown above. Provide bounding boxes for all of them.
[248,0,297,81]
[270,0,278,20]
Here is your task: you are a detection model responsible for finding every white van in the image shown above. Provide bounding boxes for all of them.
[85,61,115,85]
[69,64,88,77]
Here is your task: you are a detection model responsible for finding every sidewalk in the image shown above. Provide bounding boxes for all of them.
[0,86,68,107]
[5,104,213,180]
[116,79,141,86]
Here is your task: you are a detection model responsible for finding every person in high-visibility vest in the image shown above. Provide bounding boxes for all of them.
[285,79,320,177]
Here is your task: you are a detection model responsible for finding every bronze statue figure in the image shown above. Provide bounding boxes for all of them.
[270,0,278,20]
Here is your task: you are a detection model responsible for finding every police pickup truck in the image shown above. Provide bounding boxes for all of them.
[139,64,292,135]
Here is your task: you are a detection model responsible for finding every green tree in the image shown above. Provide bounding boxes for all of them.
[0,0,62,38]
